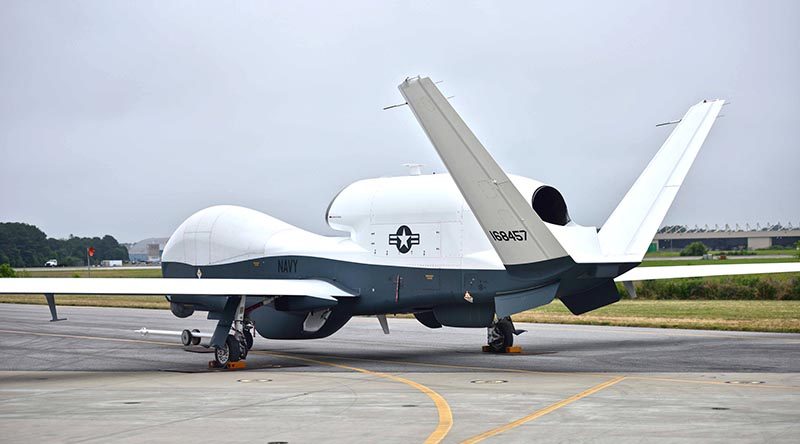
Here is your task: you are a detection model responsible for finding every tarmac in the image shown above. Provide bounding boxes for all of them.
[0,303,798,443]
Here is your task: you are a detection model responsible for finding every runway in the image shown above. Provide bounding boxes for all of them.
[0,304,798,443]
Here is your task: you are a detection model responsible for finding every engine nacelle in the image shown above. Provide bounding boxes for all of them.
[250,303,353,340]
[325,173,573,258]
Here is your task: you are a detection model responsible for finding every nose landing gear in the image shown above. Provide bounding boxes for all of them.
[210,296,256,368]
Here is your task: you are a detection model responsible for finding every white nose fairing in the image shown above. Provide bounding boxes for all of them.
[162,205,316,266]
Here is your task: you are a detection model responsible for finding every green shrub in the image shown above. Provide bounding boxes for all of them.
[628,275,800,300]
[617,275,800,301]
[680,241,708,256]
[0,263,16,278]
[791,277,800,299]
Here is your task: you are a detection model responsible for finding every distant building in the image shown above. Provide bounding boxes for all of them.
[127,237,169,263]
[654,223,800,251]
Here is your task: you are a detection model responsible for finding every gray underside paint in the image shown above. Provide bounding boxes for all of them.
[494,282,560,318]
[162,255,637,337]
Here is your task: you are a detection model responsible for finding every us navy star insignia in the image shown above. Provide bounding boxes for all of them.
[389,225,420,254]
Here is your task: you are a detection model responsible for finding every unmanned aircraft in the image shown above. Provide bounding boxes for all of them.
[3,77,798,366]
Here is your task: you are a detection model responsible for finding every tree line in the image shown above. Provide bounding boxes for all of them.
[0,222,128,267]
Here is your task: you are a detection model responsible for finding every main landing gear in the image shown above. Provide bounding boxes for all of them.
[486,316,526,353]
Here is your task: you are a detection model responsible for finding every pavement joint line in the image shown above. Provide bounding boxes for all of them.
[68,380,355,444]
[0,329,453,444]
[257,349,615,379]
[253,350,453,444]
[460,376,627,444]
[624,375,800,390]
[0,329,796,391]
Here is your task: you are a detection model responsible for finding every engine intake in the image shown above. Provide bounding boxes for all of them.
[532,186,571,226]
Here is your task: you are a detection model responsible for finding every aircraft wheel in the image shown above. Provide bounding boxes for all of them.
[214,343,230,366]
[181,329,193,346]
[244,329,254,350]
[227,335,243,362]
[237,335,249,360]
[191,329,201,346]
[488,317,514,352]
[214,335,242,366]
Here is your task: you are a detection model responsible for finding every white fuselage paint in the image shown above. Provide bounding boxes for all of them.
[162,173,604,270]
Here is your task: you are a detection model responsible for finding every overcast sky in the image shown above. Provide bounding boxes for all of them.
[1,0,798,242]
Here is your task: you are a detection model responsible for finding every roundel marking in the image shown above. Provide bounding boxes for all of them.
[388,225,420,254]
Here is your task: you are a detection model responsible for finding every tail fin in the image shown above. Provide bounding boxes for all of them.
[598,99,725,260]
[398,77,569,266]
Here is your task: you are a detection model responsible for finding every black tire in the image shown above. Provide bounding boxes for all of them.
[181,329,192,347]
[488,318,515,352]
[498,319,514,348]
[191,329,201,346]
[244,329,254,350]
[237,335,249,360]
[226,335,242,362]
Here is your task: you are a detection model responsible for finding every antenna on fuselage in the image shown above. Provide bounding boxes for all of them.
[655,119,682,127]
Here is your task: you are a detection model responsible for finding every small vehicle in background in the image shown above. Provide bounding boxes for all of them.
[100,260,123,267]
[44,259,58,267]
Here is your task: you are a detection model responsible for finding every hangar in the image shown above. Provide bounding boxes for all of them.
[654,223,800,251]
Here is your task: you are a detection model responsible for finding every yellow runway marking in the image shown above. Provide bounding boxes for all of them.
[254,351,452,444]
[461,376,626,444]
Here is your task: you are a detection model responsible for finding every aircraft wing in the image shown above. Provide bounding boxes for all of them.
[615,263,800,281]
[0,278,356,300]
